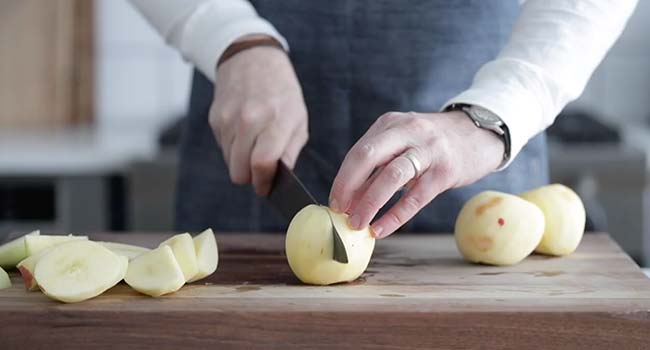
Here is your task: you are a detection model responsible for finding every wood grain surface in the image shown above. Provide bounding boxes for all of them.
[1,232,649,349]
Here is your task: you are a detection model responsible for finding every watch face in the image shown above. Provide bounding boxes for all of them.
[471,106,501,124]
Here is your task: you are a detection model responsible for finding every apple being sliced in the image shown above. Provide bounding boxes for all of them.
[159,233,198,281]
[25,235,88,256]
[0,266,11,290]
[0,230,39,269]
[286,205,376,285]
[124,245,185,297]
[97,242,150,260]
[187,229,219,283]
[34,241,126,303]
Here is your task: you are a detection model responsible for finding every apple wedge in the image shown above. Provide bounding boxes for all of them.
[0,230,39,269]
[159,233,198,281]
[34,241,126,303]
[25,234,88,256]
[187,229,219,283]
[124,245,185,297]
[17,247,53,291]
[97,242,150,260]
[0,266,11,290]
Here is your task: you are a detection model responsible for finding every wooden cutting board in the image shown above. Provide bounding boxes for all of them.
[1,232,649,349]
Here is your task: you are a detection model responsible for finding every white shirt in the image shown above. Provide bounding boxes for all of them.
[130,0,637,168]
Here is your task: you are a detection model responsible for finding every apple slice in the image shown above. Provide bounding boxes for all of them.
[97,242,150,260]
[0,230,39,269]
[25,234,88,256]
[17,247,54,291]
[159,233,198,281]
[34,241,126,303]
[124,246,185,297]
[187,229,219,283]
[0,266,11,290]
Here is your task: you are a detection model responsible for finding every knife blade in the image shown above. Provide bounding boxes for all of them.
[268,161,348,264]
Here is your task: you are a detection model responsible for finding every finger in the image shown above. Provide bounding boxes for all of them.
[346,155,416,230]
[370,168,445,239]
[329,128,409,213]
[281,122,308,170]
[250,121,305,196]
[229,113,268,185]
[346,166,384,214]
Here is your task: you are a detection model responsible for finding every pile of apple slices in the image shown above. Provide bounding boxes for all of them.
[0,229,219,303]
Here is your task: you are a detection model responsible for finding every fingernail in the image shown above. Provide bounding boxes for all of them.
[371,225,383,238]
[348,214,361,230]
[330,198,340,212]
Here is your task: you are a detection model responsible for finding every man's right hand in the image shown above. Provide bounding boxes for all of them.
[209,35,309,197]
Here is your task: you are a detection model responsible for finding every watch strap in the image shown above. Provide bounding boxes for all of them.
[218,37,285,67]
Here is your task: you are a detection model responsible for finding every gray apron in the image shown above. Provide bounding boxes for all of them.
[175,0,549,233]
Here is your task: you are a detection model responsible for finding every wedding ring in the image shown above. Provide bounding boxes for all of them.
[401,151,423,179]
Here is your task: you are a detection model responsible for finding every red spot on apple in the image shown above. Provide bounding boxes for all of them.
[498,218,505,226]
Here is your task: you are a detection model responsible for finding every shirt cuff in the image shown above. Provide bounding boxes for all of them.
[178,1,288,82]
[441,63,545,171]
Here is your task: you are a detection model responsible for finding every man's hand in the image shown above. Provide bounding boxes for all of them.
[329,111,505,238]
[210,36,308,196]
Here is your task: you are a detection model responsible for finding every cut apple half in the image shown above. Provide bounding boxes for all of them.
[125,245,185,297]
[187,229,219,283]
[159,233,198,281]
[34,241,126,303]
[0,230,39,269]
[25,234,88,256]
[98,242,150,260]
[0,266,11,290]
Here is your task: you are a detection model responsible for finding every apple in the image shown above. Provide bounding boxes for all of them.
[520,184,586,256]
[0,230,39,269]
[17,247,54,291]
[0,266,11,290]
[285,205,375,285]
[97,242,150,260]
[187,229,219,283]
[34,241,127,303]
[159,233,199,281]
[124,245,185,297]
[25,234,88,256]
[455,191,545,266]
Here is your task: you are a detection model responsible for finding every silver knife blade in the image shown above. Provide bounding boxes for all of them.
[268,161,348,264]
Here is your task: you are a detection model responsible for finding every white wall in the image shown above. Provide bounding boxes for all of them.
[94,0,192,130]
[567,1,650,126]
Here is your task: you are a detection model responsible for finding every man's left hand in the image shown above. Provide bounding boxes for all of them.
[328,111,505,238]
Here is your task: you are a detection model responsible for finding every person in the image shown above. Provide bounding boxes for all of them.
[131,0,636,238]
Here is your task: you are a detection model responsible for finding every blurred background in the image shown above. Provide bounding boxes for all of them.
[0,0,649,267]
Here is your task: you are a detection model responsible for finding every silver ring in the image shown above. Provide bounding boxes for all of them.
[402,151,423,179]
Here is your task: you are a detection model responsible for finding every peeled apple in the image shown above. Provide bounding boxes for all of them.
[285,205,375,285]
[455,191,545,266]
[520,184,586,256]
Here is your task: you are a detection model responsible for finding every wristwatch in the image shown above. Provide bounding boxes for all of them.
[446,104,511,167]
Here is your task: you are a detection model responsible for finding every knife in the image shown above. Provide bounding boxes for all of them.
[268,161,349,264]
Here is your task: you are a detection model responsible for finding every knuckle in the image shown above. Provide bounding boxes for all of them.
[402,195,423,213]
[359,193,383,214]
[236,113,256,133]
[378,111,401,125]
[351,143,375,162]
[384,163,404,183]
[383,211,403,228]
